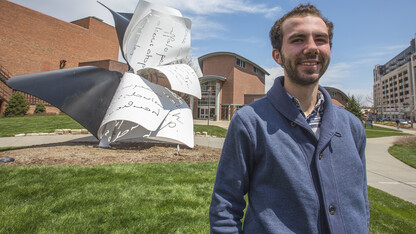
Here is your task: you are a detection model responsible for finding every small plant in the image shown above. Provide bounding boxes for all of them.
[3,92,29,117]
[34,102,46,114]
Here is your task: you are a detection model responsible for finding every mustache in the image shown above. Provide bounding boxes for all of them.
[296,55,325,63]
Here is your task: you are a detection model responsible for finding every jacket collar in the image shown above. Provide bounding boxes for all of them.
[266,76,336,145]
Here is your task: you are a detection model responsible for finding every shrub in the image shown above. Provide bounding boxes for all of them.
[393,136,416,147]
[34,102,46,114]
[3,92,29,117]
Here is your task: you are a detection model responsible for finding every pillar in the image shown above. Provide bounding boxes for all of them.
[215,82,220,121]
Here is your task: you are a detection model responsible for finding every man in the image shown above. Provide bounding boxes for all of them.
[209,4,369,233]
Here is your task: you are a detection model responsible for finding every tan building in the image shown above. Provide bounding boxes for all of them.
[373,34,416,121]
[197,52,269,120]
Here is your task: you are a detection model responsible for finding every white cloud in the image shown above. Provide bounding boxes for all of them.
[150,0,282,18]
[320,62,352,86]
[190,16,227,40]
[385,44,409,51]
[264,66,284,92]
[355,43,409,64]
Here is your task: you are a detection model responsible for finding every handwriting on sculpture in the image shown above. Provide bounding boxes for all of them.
[126,9,191,72]
[97,0,200,148]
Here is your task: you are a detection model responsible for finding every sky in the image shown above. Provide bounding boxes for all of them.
[9,0,416,106]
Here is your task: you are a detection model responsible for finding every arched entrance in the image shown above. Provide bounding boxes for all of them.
[198,76,226,121]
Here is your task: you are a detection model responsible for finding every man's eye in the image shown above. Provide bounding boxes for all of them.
[316,38,328,43]
[291,39,302,43]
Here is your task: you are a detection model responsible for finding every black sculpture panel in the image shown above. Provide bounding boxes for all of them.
[7,66,122,138]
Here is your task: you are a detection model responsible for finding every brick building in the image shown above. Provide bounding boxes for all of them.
[324,86,349,107]
[0,0,124,114]
[198,52,269,120]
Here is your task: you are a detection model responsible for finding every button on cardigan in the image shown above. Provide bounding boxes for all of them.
[209,76,370,233]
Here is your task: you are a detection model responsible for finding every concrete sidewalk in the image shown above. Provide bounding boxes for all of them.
[193,119,231,129]
[366,136,416,204]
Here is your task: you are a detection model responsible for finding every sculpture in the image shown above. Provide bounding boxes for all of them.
[7,1,201,148]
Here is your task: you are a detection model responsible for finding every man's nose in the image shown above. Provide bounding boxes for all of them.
[304,38,318,55]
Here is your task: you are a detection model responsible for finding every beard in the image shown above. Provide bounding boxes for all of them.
[281,53,330,86]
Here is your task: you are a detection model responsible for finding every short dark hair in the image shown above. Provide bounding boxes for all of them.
[269,4,333,51]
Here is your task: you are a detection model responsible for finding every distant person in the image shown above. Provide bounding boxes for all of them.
[209,4,370,233]
[396,119,400,129]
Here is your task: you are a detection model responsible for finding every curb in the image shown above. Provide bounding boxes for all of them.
[14,129,90,137]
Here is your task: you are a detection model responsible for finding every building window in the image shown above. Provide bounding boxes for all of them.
[236,58,246,68]
[253,67,258,74]
[198,81,216,107]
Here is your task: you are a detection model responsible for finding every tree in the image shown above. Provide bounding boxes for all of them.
[365,91,374,108]
[3,92,29,117]
[34,102,46,114]
[345,95,363,121]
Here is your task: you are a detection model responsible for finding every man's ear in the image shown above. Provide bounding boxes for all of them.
[272,48,283,65]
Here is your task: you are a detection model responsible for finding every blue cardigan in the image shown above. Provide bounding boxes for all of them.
[209,77,369,233]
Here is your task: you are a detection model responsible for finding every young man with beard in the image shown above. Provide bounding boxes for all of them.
[209,4,369,233]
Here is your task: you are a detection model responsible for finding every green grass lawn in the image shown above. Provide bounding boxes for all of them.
[368,186,416,233]
[1,115,411,139]
[0,115,83,137]
[0,162,216,233]
[365,125,410,138]
[194,124,227,138]
[1,162,415,233]
[388,145,416,169]
[0,115,227,138]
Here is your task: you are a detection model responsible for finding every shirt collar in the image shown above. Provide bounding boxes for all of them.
[286,91,325,118]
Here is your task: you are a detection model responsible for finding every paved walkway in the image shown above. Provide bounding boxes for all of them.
[193,119,231,129]
[366,124,416,204]
[1,121,416,204]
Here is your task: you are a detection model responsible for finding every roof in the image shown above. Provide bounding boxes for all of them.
[199,75,227,82]
[198,51,270,75]
[324,86,349,101]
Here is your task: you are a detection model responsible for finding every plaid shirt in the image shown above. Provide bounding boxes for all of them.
[287,91,325,139]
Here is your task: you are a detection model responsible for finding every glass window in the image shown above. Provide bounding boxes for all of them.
[236,58,246,68]
[198,81,216,107]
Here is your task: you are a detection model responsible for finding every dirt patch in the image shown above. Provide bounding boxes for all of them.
[0,142,222,166]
